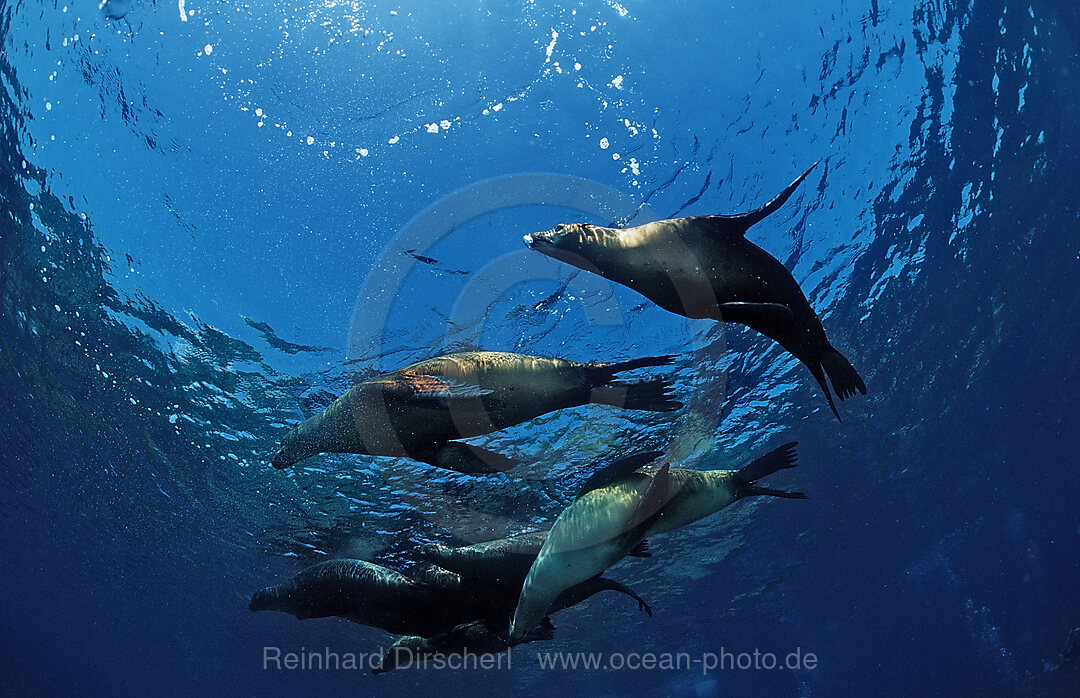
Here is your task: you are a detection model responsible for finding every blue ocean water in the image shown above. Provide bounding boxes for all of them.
[2,0,1078,695]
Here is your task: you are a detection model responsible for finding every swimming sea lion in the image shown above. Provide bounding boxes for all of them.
[249,557,651,642]
[271,351,681,473]
[419,530,550,586]
[508,444,804,641]
[248,559,490,637]
[508,460,673,642]
[523,163,866,419]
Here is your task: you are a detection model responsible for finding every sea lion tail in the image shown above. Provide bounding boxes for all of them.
[735,442,806,499]
[737,160,820,229]
[590,378,682,412]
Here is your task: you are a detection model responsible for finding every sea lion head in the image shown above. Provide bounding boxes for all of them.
[249,583,321,619]
[524,223,602,265]
[271,427,302,469]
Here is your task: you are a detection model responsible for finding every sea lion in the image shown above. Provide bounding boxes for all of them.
[271,351,681,473]
[508,444,804,641]
[509,461,673,642]
[249,557,652,642]
[419,531,550,586]
[248,559,490,638]
[523,163,867,420]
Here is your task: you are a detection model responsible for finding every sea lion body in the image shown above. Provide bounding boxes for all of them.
[248,559,489,637]
[645,442,804,535]
[250,558,652,664]
[420,530,550,585]
[509,469,668,641]
[524,164,867,419]
[509,444,804,641]
[272,351,679,471]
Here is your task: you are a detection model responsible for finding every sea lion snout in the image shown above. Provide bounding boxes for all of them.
[249,588,276,612]
[270,445,291,469]
[525,224,586,253]
[524,230,556,249]
[271,425,306,469]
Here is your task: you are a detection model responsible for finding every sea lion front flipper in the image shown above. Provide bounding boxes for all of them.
[606,579,653,616]
[717,302,794,327]
[576,451,665,498]
[379,372,493,407]
[410,442,517,474]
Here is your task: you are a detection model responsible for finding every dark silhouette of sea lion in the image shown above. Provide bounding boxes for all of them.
[248,557,651,644]
[248,559,487,637]
[524,163,866,419]
[271,351,681,473]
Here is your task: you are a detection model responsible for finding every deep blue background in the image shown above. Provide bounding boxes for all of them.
[2,0,1078,695]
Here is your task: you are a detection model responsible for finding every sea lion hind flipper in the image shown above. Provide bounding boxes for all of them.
[715,159,820,231]
[410,442,517,474]
[586,355,676,384]
[577,450,664,498]
[737,441,799,483]
[820,346,867,401]
[742,485,808,499]
[590,377,682,412]
[717,301,795,326]
[736,442,805,499]
[809,363,843,421]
